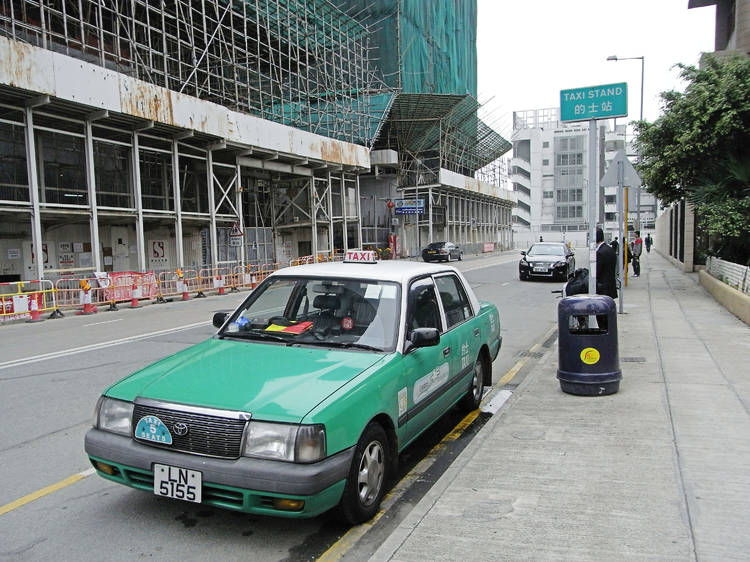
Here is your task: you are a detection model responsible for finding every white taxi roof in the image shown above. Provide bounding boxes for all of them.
[270,259,453,284]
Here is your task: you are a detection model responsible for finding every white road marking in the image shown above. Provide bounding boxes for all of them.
[0,321,210,371]
[83,319,123,327]
[481,389,513,414]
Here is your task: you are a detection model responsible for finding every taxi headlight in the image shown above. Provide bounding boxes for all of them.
[95,397,134,436]
[244,422,326,463]
[554,260,567,267]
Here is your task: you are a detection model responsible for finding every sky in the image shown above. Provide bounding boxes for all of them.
[477,0,717,139]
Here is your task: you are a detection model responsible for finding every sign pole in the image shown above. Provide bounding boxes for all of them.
[587,118,598,297]
[617,160,624,314]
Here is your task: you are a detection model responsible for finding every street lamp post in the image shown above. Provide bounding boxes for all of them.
[607,54,644,233]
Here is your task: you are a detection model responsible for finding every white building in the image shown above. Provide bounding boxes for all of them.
[511,107,656,246]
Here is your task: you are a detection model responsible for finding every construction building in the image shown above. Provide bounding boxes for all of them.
[0,0,512,284]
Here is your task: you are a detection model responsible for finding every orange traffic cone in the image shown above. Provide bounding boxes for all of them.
[76,281,97,315]
[177,269,190,301]
[217,275,225,296]
[76,291,97,315]
[26,294,44,323]
[130,282,140,308]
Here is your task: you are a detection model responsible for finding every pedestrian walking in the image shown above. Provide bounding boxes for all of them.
[623,236,631,270]
[610,237,619,256]
[645,233,652,253]
[596,228,617,330]
[633,231,644,275]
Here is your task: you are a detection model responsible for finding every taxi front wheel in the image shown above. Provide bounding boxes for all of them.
[460,356,485,411]
[338,422,389,525]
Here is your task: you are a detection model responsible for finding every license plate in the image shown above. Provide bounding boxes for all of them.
[153,464,202,503]
[533,267,548,272]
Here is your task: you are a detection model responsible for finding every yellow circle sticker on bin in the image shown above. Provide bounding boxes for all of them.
[580,347,600,365]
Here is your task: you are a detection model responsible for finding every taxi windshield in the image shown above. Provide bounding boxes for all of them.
[221,276,401,351]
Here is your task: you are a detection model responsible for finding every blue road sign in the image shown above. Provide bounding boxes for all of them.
[394,198,424,215]
[560,82,628,122]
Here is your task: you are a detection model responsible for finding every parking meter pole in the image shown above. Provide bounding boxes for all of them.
[587,119,598,327]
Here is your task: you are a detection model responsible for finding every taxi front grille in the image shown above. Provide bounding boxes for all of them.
[132,404,247,459]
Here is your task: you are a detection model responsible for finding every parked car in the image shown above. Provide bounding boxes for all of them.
[422,241,463,262]
[519,242,575,281]
[85,250,502,524]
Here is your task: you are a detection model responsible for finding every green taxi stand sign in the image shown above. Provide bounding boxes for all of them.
[560,82,628,122]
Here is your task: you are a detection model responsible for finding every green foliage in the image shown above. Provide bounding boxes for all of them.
[634,55,750,204]
[634,54,750,264]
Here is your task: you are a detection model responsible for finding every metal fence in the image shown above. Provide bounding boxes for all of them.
[706,257,750,295]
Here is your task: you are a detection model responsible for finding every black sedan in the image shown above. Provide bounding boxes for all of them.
[422,241,463,262]
[519,242,575,281]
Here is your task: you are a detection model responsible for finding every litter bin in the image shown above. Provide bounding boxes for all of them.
[557,295,621,396]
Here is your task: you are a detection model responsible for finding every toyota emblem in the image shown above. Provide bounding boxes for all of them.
[173,422,189,436]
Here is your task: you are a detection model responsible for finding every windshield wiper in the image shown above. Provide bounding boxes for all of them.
[307,340,384,352]
[221,331,289,343]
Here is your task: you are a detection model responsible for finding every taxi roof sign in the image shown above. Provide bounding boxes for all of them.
[344,250,377,263]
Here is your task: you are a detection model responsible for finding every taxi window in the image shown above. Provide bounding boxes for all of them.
[407,278,442,333]
[434,274,473,329]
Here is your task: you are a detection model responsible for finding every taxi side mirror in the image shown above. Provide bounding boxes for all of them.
[407,327,440,352]
[520,251,526,256]
[213,311,229,328]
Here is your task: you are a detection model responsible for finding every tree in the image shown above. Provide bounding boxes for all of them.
[634,54,750,264]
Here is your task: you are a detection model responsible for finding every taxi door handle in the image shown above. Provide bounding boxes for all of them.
[443,347,451,357]
[474,328,480,337]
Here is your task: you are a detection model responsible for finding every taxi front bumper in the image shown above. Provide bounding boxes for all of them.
[85,428,353,515]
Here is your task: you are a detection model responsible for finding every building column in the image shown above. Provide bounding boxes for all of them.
[24,104,45,281]
[84,117,102,272]
[236,162,245,266]
[206,148,218,269]
[171,138,185,268]
[310,177,318,257]
[131,127,148,272]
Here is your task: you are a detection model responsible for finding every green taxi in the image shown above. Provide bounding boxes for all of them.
[85,250,502,524]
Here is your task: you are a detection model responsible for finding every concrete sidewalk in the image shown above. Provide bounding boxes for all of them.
[372,252,750,561]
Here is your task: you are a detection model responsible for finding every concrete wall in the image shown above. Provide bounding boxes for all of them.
[699,269,750,326]
[655,200,695,272]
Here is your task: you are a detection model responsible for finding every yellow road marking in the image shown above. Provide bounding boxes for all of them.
[498,358,526,385]
[443,409,479,442]
[0,468,95,517]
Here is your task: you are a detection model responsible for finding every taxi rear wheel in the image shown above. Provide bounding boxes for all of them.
[338,422,389,524]
[460,356,485,411]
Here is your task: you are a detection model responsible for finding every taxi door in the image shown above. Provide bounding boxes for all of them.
[399,277,457,445]
[433,273,480,404]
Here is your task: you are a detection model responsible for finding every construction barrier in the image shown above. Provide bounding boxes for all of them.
[0,279,57,323]
[2,262,286,323]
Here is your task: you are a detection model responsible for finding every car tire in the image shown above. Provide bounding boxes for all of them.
[338,422,389,525]
[459,355,485,411]
[458,252,462,261]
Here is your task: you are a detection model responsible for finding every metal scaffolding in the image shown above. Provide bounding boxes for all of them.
[0,0,387,146]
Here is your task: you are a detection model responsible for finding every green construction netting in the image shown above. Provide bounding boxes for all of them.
[334,0,477,97]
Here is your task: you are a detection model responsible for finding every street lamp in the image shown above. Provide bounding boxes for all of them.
[607,54,644,232]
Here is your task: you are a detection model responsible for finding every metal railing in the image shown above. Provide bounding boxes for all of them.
[706,257,750,295]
